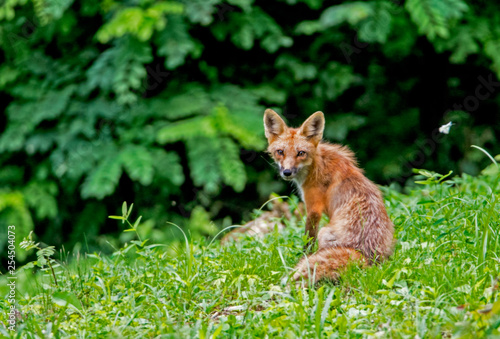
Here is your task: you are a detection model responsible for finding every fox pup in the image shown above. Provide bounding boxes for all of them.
[263,109,394,283]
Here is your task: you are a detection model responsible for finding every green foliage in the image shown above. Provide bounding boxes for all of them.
[19,231,59,286]
[84,36,153,105]
[212,8,293,52]
[156,86,266,193]
[120,145,154,186]
[155,15,200,69]
[81,154,123,199]
[0,189,34,261]
[0,0,499,260]
[1,171,499,337]
[96,2,184,43]
[405,0,468,40]
[297,1,393,43]
[32,0,74,25]
[0,0,27,20]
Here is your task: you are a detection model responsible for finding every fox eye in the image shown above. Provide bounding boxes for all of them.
[276,150,284,156]
[297,151,306,157]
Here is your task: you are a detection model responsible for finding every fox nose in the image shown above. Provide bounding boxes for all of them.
[283,169,292,177]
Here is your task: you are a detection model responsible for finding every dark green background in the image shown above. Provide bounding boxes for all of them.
[1,0,499,260]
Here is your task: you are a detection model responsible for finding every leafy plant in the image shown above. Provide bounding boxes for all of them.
[19,231,59,286]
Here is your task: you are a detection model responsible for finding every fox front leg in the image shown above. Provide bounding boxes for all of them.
[304,211,321,252]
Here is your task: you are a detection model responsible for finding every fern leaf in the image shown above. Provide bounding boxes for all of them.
[406,0,468,40]
[150,149,185,186]
[22,181,58,219]
[81,155,122,199]
[186,137,222,193]
[183,0,218,26]
[315,62,360,100]
[85,37,153,105]
[157,116,216,144]
[320,2,374,27]
[120,145,154,186]
[156,15,200,70]
[213,9,292,53]
[358,5,392,44]
[217,138,247,192]
[149,85,212,119]
[0,0,28,20]
[0,65,20,89]
[0,85,72,153]
[33,0,74,25]
[213,104,265,150]
[484,39,500,79]
[96,2,183,43]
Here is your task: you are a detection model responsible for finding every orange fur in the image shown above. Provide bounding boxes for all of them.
[263,109,394,283]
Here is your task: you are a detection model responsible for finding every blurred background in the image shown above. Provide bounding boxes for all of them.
[0,0,499,261]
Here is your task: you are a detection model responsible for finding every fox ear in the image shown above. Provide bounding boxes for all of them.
[300,111,324,144]
[264,109,287,142]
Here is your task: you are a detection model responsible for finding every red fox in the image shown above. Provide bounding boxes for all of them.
[263,109,394,283]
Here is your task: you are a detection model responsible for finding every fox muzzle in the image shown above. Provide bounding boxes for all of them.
[280,167,299,180]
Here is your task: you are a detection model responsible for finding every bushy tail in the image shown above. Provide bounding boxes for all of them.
[293,247,365,283]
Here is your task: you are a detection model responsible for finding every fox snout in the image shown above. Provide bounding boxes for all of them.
[280,167,299,180]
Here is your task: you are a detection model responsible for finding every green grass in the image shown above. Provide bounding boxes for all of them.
[1,167,500,338]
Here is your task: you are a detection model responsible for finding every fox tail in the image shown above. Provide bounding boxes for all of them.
[293,247,365,283]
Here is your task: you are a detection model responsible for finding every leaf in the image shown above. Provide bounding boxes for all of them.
[324,114,367,141]
[96,2,184,43]
[186,137,222,193]
[188,206,217,238]
[81,155,122,199]
[434,25,480,63]
[150,149,185,186]
[484,39,500,80]
[383,269,401,289]
[157,116,216,144]
[108,216,124,220]
[405,0,468,40]
[85,37,153,105]
[314,62,360,100]
[0,190,34,262]
[212,103,265,150]
[183,0,217,26]
[133,215,142,229]
[22,181,58,219]
[358,5,392,44]
[248,85,287,105]
[156,15,200,70]
[276,55,318,82]
[295,20,324,35]
[122,201,127,218]
[217,138,247,192]
[52,291,83,312]
[0,65,20,89]
[320,2,374,27]
[149,86,212,120]
[120,145,154,186]
[33,0,74,25]
[214,9,292,52]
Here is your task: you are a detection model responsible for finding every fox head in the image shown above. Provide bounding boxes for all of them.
[263,109,325,182]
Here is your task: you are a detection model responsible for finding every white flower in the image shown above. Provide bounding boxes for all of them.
[439,121,454,134]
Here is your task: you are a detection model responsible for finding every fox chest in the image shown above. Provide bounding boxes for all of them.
[298,185,331,216]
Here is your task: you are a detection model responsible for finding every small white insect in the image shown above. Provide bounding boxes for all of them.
[439,121,454,134]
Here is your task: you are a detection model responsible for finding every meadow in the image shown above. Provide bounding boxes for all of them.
[1,164,499,338]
